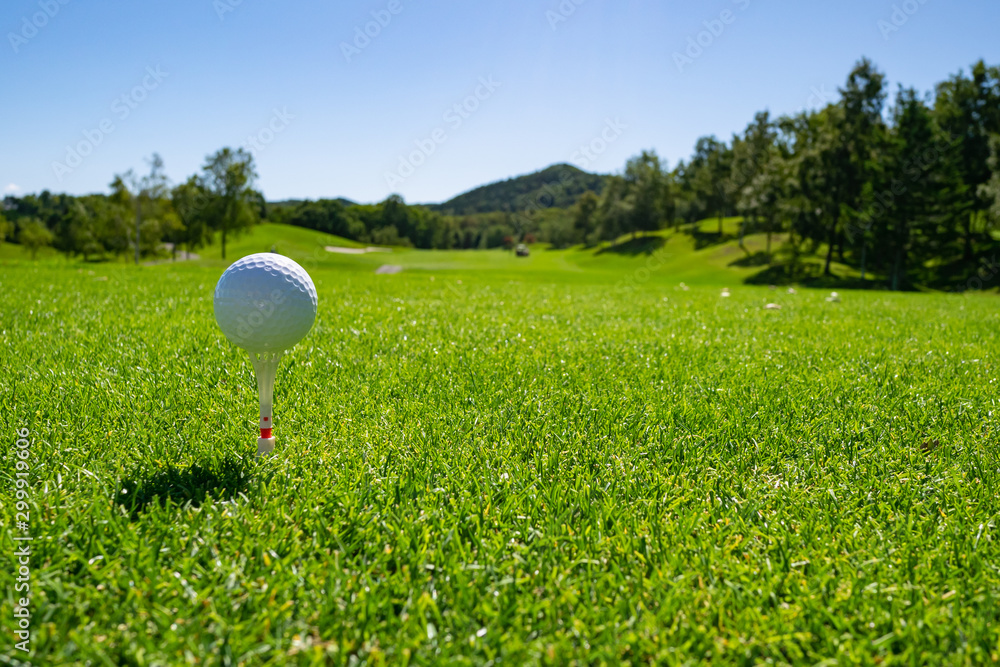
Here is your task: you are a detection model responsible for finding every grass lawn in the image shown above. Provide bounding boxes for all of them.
[2,228,999,664]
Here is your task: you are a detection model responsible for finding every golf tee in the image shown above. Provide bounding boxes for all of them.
[258,377,274,454]
[258,409,275,455]
[249,350,283,456]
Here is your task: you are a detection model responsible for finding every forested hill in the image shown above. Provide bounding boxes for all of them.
[432,163,609,215]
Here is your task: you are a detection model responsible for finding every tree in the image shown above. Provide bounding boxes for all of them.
[732,111,778,249]
[377,194,413,245]
[284,199,366,241]
[596,176,632,242]
[595,151,673,245]
[835,57,888,275]
[773,107,848,276]
[623,150,670,237]
[112,153,171,263]
[107,176,136,258]
[934,61,1000,259]
[573,191,600,245]
[880,88,946,290]
[201,147,259,259]
[18,218,54,259]
[784,59,890,277]
[982,134,1000,224]
[78,194,131,259]
[671,160,702,225]
[536,208,576,248]
[688,136,731,234]
[171,176,213,258]
[65,199,102,261]
[0,212,12,243]
[738,149,786,258]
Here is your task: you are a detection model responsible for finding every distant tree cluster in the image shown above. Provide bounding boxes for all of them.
[5,58,999,288]
[530,58,1000,289]
[270,195,491,250]
[266,163,613,250]
[3,147,261,261]
[662,58,1000,289]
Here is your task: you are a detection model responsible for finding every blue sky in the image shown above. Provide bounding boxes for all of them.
[2,0,998,204]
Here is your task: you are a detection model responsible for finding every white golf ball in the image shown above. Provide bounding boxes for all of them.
[214,253,318,353]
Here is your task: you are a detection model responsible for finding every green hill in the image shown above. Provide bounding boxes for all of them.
[432,163,608,215]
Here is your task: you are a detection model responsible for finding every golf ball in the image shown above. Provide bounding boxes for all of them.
[213,253,318,353]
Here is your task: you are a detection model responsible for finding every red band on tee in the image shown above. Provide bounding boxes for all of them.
[260,428,273,439]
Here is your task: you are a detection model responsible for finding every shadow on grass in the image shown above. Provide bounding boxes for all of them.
[116,454,253,517]
[743,261,885,290]
[686,227,735,250]
[728,250,772,267]
[596,235,666,256]
[744,240,1000,291]
[919,248,1000,291]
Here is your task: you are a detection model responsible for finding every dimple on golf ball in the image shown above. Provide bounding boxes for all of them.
[213,253,318,353]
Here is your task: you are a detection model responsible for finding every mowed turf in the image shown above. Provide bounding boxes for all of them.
[0,217,863,286]
[1,253,999,665]
[197,220,862,286]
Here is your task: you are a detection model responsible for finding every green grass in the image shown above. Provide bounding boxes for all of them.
[0,241,64,262]
[1,235,999,664]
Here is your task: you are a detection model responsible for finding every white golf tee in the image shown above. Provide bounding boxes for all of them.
[249,351,283,456]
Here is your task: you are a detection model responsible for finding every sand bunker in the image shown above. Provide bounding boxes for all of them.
[325,246,391,254]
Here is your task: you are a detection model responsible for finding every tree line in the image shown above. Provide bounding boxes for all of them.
[4,57,1000,289]
[416,52,1000,292]
[1,147,563,258]
[3,147,265,261]
[555,58,1000,290]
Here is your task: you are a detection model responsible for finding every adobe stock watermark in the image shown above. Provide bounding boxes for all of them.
[510,170,575,232]
[12,427,33,658]
[546,0,587,31]
[570,118,627,170]
[341,0,405,63]
[241,108,294,157]
[8,0,70,54]
[213,0,246,21]
[383,76,502,189]
[226,289,289,348]
[673,0,752,73]
[614,247,672,293]
[803,84,836,111]
[51,66,169,182]
[844,134,953,242]
[878,0,931,40]
[508,119,628,232]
